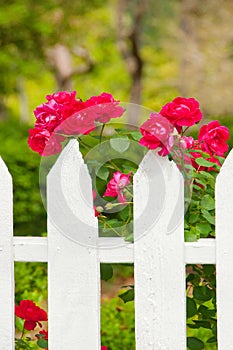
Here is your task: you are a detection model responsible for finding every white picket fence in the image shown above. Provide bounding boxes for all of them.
[1,139,233,349]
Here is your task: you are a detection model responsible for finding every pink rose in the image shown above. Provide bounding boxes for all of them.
[139,113,174,156]
[28,128,65,156]
[198,120,230,156]
[101,347,108,350]
[180,136,195,149]
[160,97,202,132]
[85,92,124,123]
[104,171,132,204]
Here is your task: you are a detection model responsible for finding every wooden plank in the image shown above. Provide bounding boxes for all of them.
[13,237,216,264]
[134,151,186,349]
[14,237,48,262]
[216,149,233,349]
[185,239,216,264]
[0,157,14,349]
[47,140,100,350]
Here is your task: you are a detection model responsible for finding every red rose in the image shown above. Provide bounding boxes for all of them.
[15,300,47,331]
[46,90,77,105]
[35,91,85,132]
[57,110,96,136]
[101,347,108,350]
[198,120,230,156]
[139,113,174,156]
[28,128,65,156]
[34,100,63,132]
[160,97,202,131]
[85,92,124,123]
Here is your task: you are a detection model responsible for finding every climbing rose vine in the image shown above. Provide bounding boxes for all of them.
[28,91,230,349]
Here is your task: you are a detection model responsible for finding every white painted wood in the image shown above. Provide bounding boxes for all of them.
[47,140,100,350]
[13,237,216,264]
[185,239,216,264]
[134,151,186,349]
[14,237,48,262]
[0,157,14,349]
[216,149,233,349]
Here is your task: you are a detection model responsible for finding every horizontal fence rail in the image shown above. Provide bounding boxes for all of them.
[13,237,216,264]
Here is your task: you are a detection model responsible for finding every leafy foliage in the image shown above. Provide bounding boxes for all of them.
[186,265,217,349]
[101,297,135,350]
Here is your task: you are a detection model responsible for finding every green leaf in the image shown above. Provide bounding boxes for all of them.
[195,158,218,167]
[201,194,215,210]
[192,320,212,329]
[193,286,213,302]
[130,131,141,141]
[119,287,134,303]
[187,337,204,350]
[201,209,215,225]
[187,297,197,318]
[185,229,198,242]
[198,305,216,318]
[199,171,214,179]
[97,167,109,181]
[110,137,130,153]
[37,338,48,349]
[100,263,113,281]
[189,212,200,224]
[207,336,217,343]
[196,222,212,237]
[203,265,215,277]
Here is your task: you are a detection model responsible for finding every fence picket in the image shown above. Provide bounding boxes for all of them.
[0,157,14,349]
[47,140,100,350]
[216,149,233,350]
[134,151,186,349]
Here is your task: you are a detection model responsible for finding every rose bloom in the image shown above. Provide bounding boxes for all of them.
[198,120,230,156]
[139,113,174,156]
[180,136,195,149]
[28,128,65,156]
[85,92,124,123]
[104,171,132,204]
[101,347,108,350]
[35,91,85,132]
[160,97,202,131]
[15,300,47,331]
[57,110,96,136]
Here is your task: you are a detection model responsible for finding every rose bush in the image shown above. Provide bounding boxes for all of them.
[27,91,230,349]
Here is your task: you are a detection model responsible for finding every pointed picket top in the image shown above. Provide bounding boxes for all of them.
[47,140,100,349]
[0,157,14,349]
[216,149,233,349]
[134,151,186,349]
[47,139,98,247]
